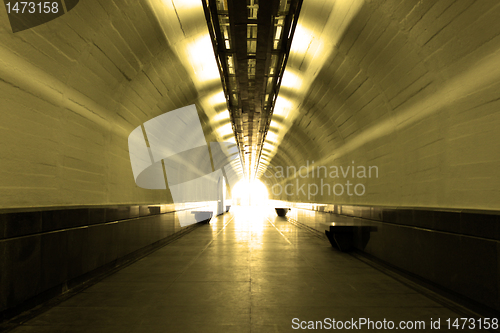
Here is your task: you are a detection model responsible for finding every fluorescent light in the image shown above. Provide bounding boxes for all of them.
[266,131,279,142]
[186,35,221,82]
[273,96,293,116]
[289,24,313,56]
[209,91,227,106]
[281,70,302,90]
[263,142,277,150]
[213,109,230,122]
[217,123,233,137]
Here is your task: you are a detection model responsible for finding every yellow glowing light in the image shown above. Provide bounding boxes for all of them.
[275,96,293,109]
[266,131,279,142]
[217,123,233,136]
[262,149,273,156]
[289,24,324,65]
[223,136,236,144]
[290,24,314,56]
[281,70,302,89]
[273,96,293,116]
[213,109,230,122]
[209,91,227,106]
[269,120,283,131]
[186,35,220,82]
[263,142,277,151]
[232,179,269,206]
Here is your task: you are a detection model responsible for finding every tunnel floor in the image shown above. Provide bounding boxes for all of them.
[9,207,480,332]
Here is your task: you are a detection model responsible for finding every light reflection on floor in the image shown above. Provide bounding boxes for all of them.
[8,205,478,333]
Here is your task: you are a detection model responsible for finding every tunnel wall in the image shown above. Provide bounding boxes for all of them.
[0,0,206,209]
[268,0,500,210]
[285,203,499,313]
[0,203,212,319]
[266,0,500,315]
[0,0,223,320]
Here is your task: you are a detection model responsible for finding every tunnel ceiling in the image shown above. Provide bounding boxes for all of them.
[150,0,500,211]
[202,0,302,180]
[147,0,368,183]
[150,0,306,182]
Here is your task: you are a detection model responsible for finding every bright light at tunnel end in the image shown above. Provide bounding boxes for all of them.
[232,179,269,206]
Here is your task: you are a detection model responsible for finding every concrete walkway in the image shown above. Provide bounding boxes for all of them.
[9,206,479,332]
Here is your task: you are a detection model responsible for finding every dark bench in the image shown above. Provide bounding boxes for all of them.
[275,208,291,217]
[325,222,377,252]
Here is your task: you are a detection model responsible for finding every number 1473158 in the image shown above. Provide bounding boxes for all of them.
[5,2,59,14]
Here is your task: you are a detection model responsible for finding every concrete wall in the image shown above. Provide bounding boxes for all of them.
[287,203,500,313]
[265,0,500,315]
[0,204,207,318]
[267,0,500,211]
[0,0,223,319]
[0,0,217,209]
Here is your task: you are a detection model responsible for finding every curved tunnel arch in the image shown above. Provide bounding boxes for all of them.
[267,0,500,209]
